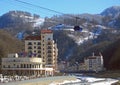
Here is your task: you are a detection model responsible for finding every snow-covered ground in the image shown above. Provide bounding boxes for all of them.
[33,18,44,27]
[50,76,119,85]
[68,30,95,45]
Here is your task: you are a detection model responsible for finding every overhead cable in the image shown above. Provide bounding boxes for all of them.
[14,0,64,15]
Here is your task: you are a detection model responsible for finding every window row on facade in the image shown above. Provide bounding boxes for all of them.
[3,64,42,68]
[27,42,53,45]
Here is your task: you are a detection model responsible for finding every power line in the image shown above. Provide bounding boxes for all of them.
[14,0,64,15]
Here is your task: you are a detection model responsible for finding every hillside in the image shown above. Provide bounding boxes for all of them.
[0,30,24,64]
[103,38,120,70]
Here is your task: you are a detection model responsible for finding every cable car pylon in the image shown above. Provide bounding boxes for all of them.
[73,17,83,32]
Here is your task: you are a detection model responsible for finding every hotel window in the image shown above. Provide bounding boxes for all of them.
[38,55,41,58]
[30,64,31,68]
[21,64,23,68]
[48,42,51,45]
[8,65,10,68]
[38,46,41,49]
[28,42,32,45]
[17,65,19,68]
[34,46,36,49]
[28,46,32,49]
[48,55,52,57]
[48,38,51,40]
[39,64,41,68]
[24,64,26,68]
[27,64,29,68]
[38,51,41,53]
[32,65,34,68]
[3,65,5,68]
[38,42,41,45]
[48,46,51,49]
[48,62,52,64]
[34,42,36,45]
[34,50,36,53]
[43,65,45,67]
[48,59,52,62]
[48,50,52,53]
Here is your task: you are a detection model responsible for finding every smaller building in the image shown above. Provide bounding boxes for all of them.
[79,53,104,72]
[79,63,87,71]
[2,53,53,76]
[58,61,70,71]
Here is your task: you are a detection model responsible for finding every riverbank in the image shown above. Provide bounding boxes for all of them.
[85,70,120,85]
[89,70,120,78]
[1,75,119,85]
[0,76,77,85]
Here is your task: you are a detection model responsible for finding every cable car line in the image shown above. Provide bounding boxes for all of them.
[14,0,64,15]
[14,0,83,31]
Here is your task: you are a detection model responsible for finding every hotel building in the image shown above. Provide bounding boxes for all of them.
[25,30,58,70]
[84,53,104,72]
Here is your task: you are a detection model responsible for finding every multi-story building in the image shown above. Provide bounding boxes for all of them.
[25,30,58,70]
[84,53,104,72]
[1,29,58,76]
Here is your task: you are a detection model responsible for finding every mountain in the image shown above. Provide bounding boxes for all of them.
[0,11,44,32]
[101,6,120,18]
[100,6,120,28]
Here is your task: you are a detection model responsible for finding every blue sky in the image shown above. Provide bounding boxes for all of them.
[0,0,120,17]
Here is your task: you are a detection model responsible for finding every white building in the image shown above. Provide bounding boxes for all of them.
[84,53,104,72]
[2,53,53,76]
